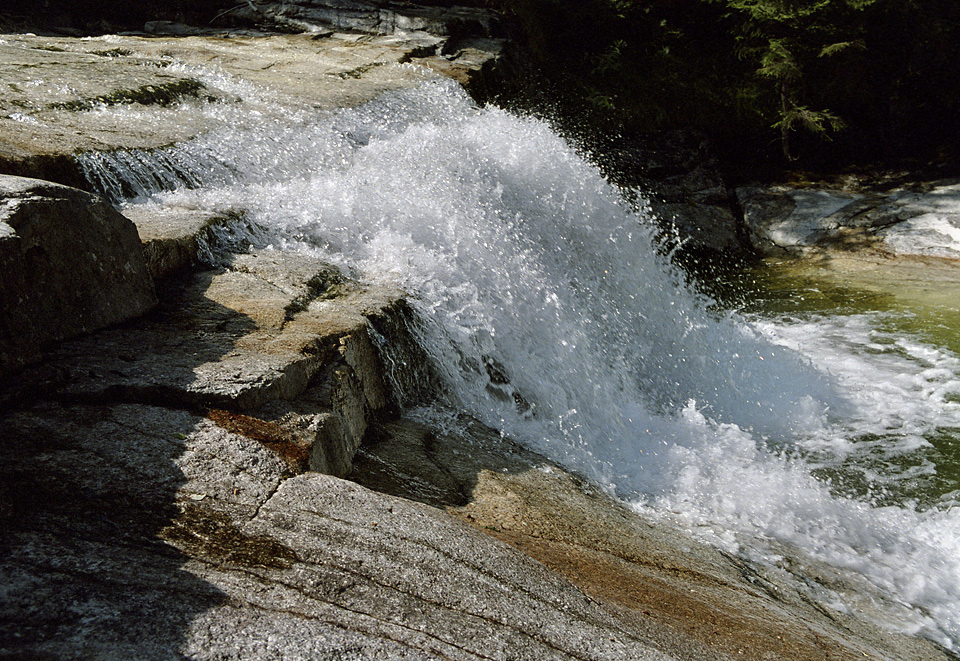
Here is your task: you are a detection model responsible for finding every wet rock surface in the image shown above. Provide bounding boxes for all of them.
[738,179,960,259]
[0,28,501,190]
[352,418,955,661]
[1,225,680,658]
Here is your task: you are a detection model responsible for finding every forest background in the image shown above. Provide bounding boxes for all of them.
[495,0,960,182]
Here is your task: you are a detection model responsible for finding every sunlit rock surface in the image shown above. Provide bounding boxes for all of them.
[1,14,956,661]
[0,29,500,188]
[1,235,679,658]
[351,417,955,661]
[738,179,960,259]
[123,204,258,280]
[1,399,676,660]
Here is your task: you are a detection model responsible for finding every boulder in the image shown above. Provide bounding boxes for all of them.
[874,181,960,258]
[3,233,440,477]
[0,175,156,376]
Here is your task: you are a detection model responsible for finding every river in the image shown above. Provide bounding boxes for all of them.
[77,71,960,653]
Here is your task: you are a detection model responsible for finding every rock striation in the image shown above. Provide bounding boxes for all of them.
[229,0,501,41]
[3,220,949,657]
[0,181,680,659]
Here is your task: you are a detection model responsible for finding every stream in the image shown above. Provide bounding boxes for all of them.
[77,69,960,652]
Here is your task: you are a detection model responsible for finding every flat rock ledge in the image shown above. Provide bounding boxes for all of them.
[738,179,960,260]
[0,25,502,191]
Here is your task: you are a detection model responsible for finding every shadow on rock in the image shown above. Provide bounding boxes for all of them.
[0,271,281,658]
[349,413,540,509]
[0,402,230,658]
[348,414,960,661]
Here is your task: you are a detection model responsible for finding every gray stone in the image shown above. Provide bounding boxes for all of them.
[124,204,267,280]
[0,30,501,191]
[653,200,743,254]
[738,185,870,256]
[350,416,956,661]
[0,175,156,376]
[0,397,674,660]
[2,385,952,660]
[875,181,960,258]
[5,245,414,477]
[230,1,501,40]
[737,179,960,258]
[0,38,222,188]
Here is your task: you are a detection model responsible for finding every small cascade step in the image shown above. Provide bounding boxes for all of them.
[123,204,269,281]
[10,247,423,479]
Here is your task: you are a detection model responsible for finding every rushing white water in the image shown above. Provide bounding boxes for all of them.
[80,72,960,650]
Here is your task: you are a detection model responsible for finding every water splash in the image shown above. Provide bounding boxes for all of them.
[84,75,960,649]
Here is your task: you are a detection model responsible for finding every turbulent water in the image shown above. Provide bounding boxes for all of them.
[79,68,960,651]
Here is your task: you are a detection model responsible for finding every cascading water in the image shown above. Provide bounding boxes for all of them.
[79,68,960,651]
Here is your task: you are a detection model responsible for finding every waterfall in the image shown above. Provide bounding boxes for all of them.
[80,75,960,651]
